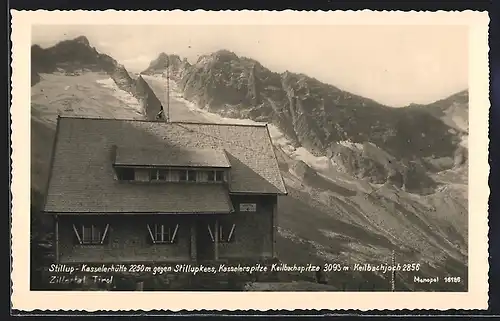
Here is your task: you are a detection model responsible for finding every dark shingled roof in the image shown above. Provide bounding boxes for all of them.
[43,117,287,214]
[114,146,231,168]
[44,183,234,214]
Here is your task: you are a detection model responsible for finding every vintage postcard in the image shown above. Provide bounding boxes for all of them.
[11,10,489,311]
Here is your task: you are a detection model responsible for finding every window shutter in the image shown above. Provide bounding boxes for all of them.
[227,224,236,242]
[72,224,82,245]
[207,224,215,242]
[100,224,110,245]
[146,224,156,244]
[170,224,179,243]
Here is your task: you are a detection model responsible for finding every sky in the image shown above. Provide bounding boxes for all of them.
[31,25,468,107]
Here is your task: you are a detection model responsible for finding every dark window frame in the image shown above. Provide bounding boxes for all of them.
[206,170,225,182]
[187,170,197,182]
[116,166,227,184]
[116,167,135,181]
[207,170,215,181]
[215,170,224,182]
[147,223,179,244]
[73,223,110,245]
[179,170,188,182]
[207,222,235,243]
[150,168,169,181]
[219,222,236,243]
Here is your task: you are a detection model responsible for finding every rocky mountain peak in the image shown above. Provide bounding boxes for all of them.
[30,35,125,86]
[142,52,185,77]
[51,35,95,54]
[31,35,120,74]
[194,49,240,67]
[73,35,90,46]
[153,52,181,66]
[406,89,469,134]
[213,49,239,61]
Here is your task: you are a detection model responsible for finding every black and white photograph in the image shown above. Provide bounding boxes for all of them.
[11,10,489,311]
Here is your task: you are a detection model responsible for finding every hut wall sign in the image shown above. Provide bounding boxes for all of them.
[239,203,257,212]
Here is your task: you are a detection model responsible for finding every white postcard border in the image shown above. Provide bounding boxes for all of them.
[11,10,490,311]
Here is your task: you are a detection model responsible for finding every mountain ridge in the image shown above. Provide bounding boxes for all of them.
[143,49,467,107]
[142,50,468,195]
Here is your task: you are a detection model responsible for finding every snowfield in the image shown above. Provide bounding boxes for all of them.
[31,73,144,125]
[95,78,143,112]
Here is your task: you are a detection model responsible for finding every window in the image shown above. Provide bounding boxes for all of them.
[197,171,209,182]
[73,223,109,245]
[207,222,235,243]
[150,169,168,181]
[147,223,179,244]
[207,171,215,181]
[219,222,236,243]
[159,170,167,180]
[206,170,224,182]
[179,170,187,182]
[116,168,135,181]
[179,170,197,182]
[169,169,180,182]
[116,167,226,183]
[215,171,224,182]
[187,170,196,182]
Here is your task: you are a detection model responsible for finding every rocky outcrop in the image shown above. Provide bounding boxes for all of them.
[134,75,165,120]
[143,49,468,194]
[31,36,117,74]
[291,160,318,181]
[31,36,132,91]
[31,36,166,121]
[31,36,143,92]
[407,90,469,133]
[142,53,190,80]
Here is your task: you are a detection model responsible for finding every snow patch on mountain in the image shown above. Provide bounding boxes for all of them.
[95,77,142,112]
[338,140,365,151]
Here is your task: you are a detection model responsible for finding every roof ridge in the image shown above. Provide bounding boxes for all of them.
[117,145,227,152]
[58,115,268,128]
[173,120,267,128]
